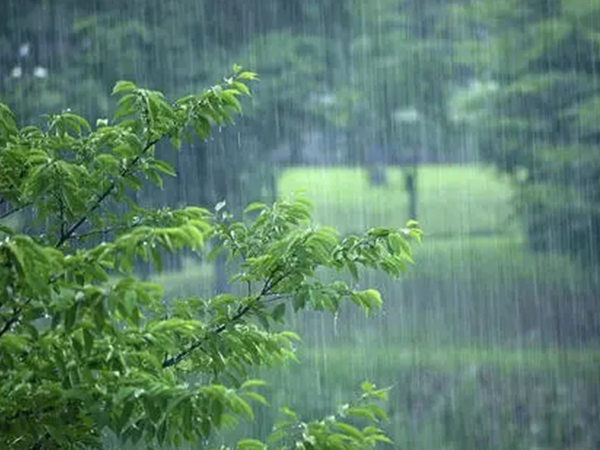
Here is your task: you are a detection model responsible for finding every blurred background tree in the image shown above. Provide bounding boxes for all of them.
[450,0,600,263]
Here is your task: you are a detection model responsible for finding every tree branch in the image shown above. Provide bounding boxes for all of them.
[0,202,30,221]
[162,267,291,368]
[0,307,22,339]
[54,137,161,248]
[67,223,140,241]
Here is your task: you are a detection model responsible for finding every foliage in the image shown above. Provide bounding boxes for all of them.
[0,70,421,449]
[256,345,600,450]
[450,0,600,263]
[0,0,463,223]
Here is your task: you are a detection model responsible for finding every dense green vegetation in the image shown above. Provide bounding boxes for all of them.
[450,0,600,262]
[0,74,425,448]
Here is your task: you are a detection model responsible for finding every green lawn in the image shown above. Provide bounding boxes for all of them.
[278,165,517,236]
[297,345,600,376]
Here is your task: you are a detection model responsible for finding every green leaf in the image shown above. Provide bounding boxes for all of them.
[117,400,135,434]
[206,245,223,262]
[112,80,138,95]
[347,407,376,421]
[243,391,269,406]
[371,434,394,444]
[361,381,374,393]
[241,379,268,389]
[272,303,286,322]
[244,202,266,214]
[150,159,177,177]
[232,81,251,96]
[237,439,266,450]
[334,422,364,442]
[83,329,94,355]
[238,71,258,81]
[64,302,79,332]
[346,259,359,281]
[157,420,167,445]
[362,289,383,308]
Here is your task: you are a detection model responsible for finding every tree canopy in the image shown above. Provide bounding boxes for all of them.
[450,0,600,262]
[0,68,421,449]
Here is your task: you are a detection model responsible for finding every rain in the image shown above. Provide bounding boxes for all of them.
[1,0,599,448]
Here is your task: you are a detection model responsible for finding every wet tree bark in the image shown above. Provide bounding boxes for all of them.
[405,168,418,220]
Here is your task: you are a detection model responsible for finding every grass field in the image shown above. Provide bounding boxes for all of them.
[278,165,518,236]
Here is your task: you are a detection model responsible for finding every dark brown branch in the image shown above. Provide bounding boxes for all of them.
[262,293,293,305]
[54,137,160,248]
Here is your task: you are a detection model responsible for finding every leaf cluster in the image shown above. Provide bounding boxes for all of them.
[0,67,420,449]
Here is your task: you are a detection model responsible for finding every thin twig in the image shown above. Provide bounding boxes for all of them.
[57,192,66,240]
[68,223,139,241]
[162,267,290,368]
[54,137,160,248]
[0,202,30,221]
[161,232,311,368]
[262,294,293,305]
